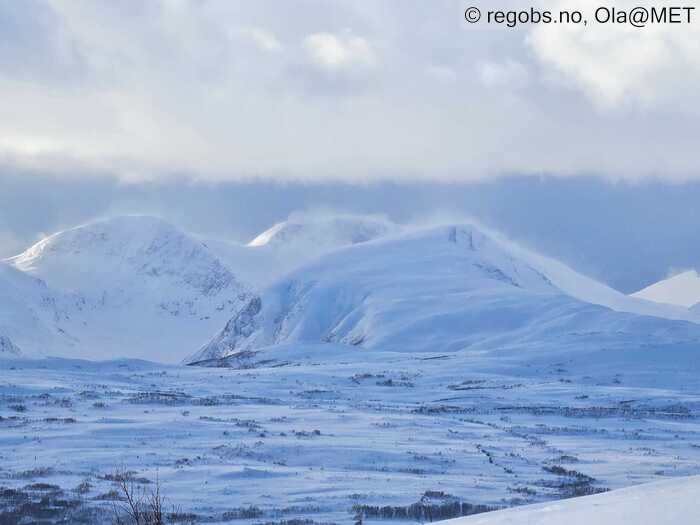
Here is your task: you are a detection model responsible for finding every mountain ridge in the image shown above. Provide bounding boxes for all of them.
[189,224,700,364]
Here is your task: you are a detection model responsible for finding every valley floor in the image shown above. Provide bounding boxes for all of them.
[2,345,700,524]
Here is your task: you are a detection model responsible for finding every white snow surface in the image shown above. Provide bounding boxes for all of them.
[3,216,252,362]
[192,224,700,363]
[439,475,700,525]
[0,261,77,355]
[632,270,700,308]
[3,345,700,523]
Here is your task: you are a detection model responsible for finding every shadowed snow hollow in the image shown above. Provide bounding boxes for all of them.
[190,225,700,363]
[4,216,253,362]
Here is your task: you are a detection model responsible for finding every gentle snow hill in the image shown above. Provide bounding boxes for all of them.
[4,216,253,362]
[632,269,700,308]
[190,224,700,363]
[204,215,400,287]
[438,475,700,525]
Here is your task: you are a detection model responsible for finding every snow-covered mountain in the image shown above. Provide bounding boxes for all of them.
[203,214,399,287]
[3,216,253,362]
[190,224,700,363]
[5,215,700,365]
[632,269,700,308]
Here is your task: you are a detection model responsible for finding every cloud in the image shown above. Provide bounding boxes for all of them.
[303,32,376,68]
[425,65,457,84]
[240,27,283,52]
[477,60,529,87]
[528,0,700,107]
[0,0,699,182]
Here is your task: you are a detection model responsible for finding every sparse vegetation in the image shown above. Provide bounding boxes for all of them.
[110,470,171,525]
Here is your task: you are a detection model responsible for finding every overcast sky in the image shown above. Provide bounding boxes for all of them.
[2,0,700,181]
[1,1,699,292]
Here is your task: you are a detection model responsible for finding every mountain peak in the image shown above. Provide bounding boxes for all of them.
[632,269,700,308]
[7,215,237,297]
[247,214,397,248]
[2,216,253,362]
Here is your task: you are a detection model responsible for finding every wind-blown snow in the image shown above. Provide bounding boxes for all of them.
[247,214,396,248]
[439,476,700,525]
[205,214,400,288]
[632,270,700,308]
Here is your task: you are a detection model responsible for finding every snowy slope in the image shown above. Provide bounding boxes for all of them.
[439,475,700,525]
[190,224,700,363]
[4,216,253,362]
[0,261,78,356]
[632,270,700,308]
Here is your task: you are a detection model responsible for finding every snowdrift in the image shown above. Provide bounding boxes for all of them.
[438,475,700,525]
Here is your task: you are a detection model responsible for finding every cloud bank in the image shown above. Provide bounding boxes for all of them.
[0,0,699,181]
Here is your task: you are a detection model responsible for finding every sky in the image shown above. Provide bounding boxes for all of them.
[1,1,699,292]
[1,0,699,181]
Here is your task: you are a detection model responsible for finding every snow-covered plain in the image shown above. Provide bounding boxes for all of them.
[2,214,700,524]
[3,345,700,524]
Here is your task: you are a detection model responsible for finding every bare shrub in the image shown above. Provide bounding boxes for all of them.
[110,470,171,525]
